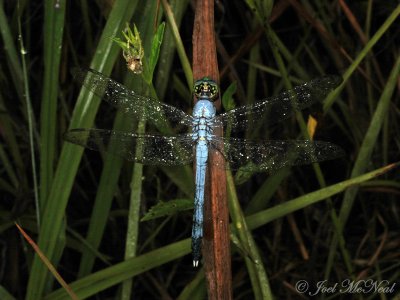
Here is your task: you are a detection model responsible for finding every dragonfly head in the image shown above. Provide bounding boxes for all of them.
[194,77,219,101]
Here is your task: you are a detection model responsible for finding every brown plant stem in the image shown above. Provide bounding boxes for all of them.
[192,0,232,299]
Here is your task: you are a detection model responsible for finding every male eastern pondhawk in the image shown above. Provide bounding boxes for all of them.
[64,69,344,266]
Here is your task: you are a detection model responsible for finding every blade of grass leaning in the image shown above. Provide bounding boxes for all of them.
[25,1,139,299]
[16,223,79,300]
[247,162,399,229]
[44,239,191,300]
[227,170,273,300]
[0,285,15,300]
[325,52,400,279]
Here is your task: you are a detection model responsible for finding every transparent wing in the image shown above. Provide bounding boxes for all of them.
[215,76,342,131]
[210,137,344,172]
[64,129,195,166]
[73,68,193,128]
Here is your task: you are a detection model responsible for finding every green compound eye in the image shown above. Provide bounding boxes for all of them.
[193,77,219,100]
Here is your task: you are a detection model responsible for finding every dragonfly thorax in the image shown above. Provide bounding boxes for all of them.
[192,99,216,119]
[192,100,216,143]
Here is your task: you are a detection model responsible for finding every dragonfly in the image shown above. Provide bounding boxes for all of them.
[64,68,344,267]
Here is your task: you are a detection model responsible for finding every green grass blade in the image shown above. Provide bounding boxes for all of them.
[246,162,399,230]
[227,171,273,300]
[39,0,66,210]
[44,239,191,300]
[142,22,165,84]
[0,285,16,300]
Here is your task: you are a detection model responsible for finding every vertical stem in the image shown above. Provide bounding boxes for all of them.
[192,0,232,299]
[121,119,145,299]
